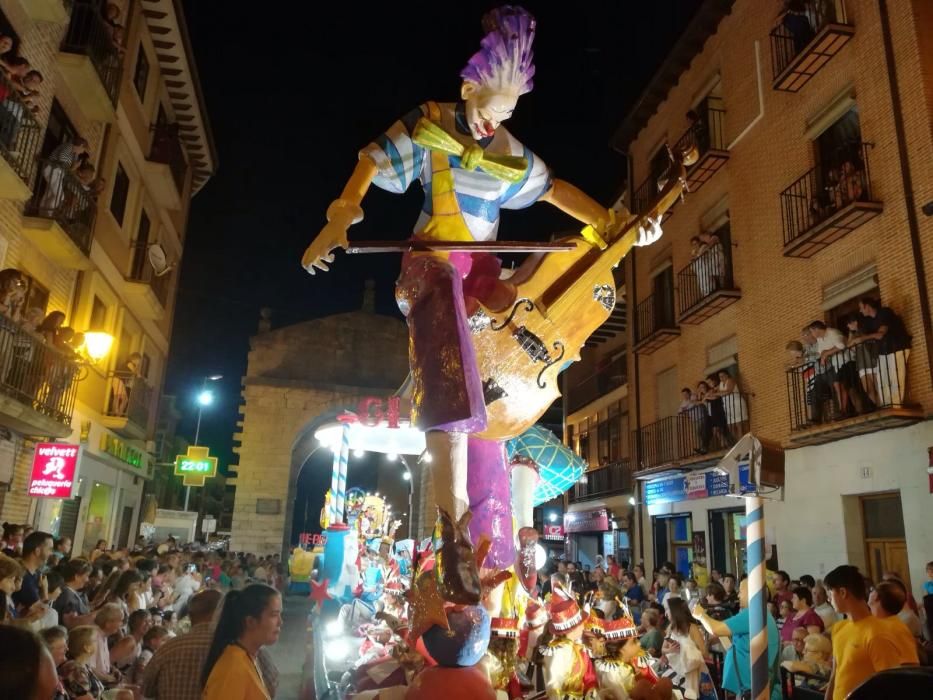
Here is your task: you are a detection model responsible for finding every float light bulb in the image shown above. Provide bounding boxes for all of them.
[354,449,366,459]
[422,451,433,464]
[628,496,637,506]
[386,452,398,462]
[534,543,547,571]
[402,471,411,481]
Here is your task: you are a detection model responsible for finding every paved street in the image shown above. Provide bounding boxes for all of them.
[269,592,313,699]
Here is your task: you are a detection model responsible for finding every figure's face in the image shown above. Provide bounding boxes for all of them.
[621,637,641,663]
[461,81,519,140]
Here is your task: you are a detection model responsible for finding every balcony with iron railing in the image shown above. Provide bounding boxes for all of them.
[632,170,676,223]
[22,159,97,270]
[568,459,631,503]
[671,98,728,193]
[145,123,187,210]
[770,0,854,92]
[785,340,920,447]
[104,374,153,440]
[124,246,171,321]
[676,241,740,324]
[633,393,751,474]
[58,0,122,121]
[0,315,81,437]
[780,142,881,258]
[567,354,627,414]
[0,73,43,202]
[633,293,679,354]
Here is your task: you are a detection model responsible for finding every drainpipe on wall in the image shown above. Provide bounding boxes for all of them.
[626,152,646,567]
[877,0,933,395]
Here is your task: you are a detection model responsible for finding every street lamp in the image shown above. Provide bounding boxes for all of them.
[185,374,223,511]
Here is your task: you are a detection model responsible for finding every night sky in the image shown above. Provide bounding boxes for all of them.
[165,2,705,526]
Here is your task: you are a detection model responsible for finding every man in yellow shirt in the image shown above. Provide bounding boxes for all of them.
[823,565,918,700]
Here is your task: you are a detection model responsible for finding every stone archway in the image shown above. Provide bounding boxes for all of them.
[228,301,409,555]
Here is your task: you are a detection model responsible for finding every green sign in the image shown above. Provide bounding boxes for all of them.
[173,446,218,483]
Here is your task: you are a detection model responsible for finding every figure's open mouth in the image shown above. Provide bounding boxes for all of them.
[472,119,496,138]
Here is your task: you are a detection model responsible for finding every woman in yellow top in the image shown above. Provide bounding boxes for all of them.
[201,584,282,700]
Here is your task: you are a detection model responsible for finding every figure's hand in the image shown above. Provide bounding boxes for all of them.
[634,216,663,247]
[302,200,362,275]
[302,218,349,275]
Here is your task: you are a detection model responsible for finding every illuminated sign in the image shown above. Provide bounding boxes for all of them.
[563,508,610,533]
[299,533,328,547]
[100,434,144,468]
[29,443,80,499]
[543,524,565,541]
[173,446,218,487]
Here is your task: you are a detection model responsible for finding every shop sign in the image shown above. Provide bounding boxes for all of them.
[100,434,144,468]
[564,508,609,533]
[28,443,80,499]
[543,524,565,541]
[299,532,328,547]
[644,462,751,506]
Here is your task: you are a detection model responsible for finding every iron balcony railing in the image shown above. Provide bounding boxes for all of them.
[0,315,80,426]
[107,374,153,429]
[677,239,734,316]
[61,0,122,105]
[672,99,726,165]
[634,293,676,345]
[634,392,751,472]
[149,123,187,192]
[569,459,631,502]
[780,142,873,248]
[0,72,42,187]
[770,0,848,80]
[25,158,97,254]
[567,354,627,413]
[785,339,909,431]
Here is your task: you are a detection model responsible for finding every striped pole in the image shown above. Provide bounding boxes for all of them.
[334,420,351,522]
[746,493,769,700]
[329,442,341,524]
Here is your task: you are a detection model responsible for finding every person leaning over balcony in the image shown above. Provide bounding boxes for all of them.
[845,313,880,409]
[809,320,853,419]
[857,297,912,406]
[39,137,90,217]
[717,368,747,431]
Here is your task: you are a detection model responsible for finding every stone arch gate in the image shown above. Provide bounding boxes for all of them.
[228,299,410,556]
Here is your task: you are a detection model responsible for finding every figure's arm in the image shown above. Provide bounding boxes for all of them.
[302,157,379,274]
[540,178,661,250]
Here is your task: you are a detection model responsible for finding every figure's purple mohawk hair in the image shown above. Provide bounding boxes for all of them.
[460,5,536,95]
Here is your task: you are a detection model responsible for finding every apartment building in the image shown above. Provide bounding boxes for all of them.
[562,0,933,598]
[0,0,214,554]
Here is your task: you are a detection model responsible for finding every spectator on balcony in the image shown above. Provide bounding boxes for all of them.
[857,297,911,406]
[0,35,13,68]
[695,230,725,299]
[36,311,66,346]
[110,352,142,417]
[809,320,852,419]
[686,108,710,155]
[0,268,27,321]
[845,313,880,410]
[39,137,90,217]
[691,381,713,455]
[717,368,747,433]
[780,0,815,55]
[703,375,735,450]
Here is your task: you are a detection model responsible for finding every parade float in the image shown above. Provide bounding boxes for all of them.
[299,4,694,698]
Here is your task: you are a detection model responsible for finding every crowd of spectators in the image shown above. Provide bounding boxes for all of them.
[0,527,285,699]
[539,553,932,699]
[787,298,911,425]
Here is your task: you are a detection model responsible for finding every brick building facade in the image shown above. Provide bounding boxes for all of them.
[0,0,214,554]
[562,0,933,598]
